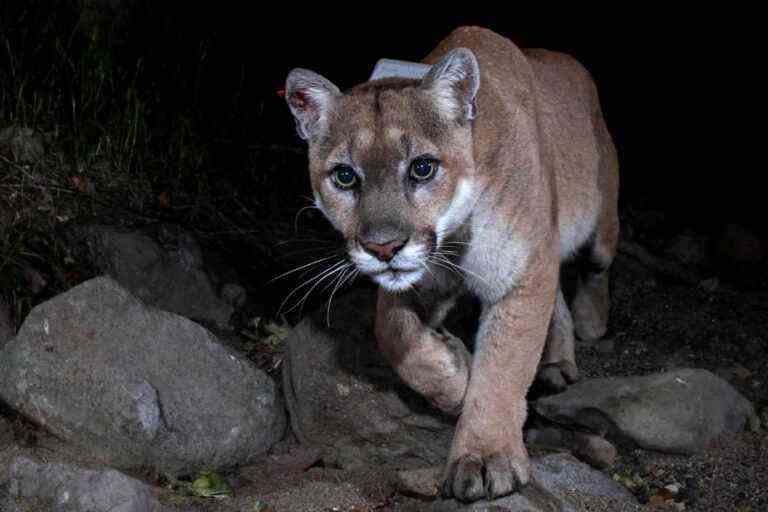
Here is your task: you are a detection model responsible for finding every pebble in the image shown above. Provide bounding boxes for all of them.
[573,432,617,469]
[698,277,720,292]
[595,338,615,355]
[394,467,441,499]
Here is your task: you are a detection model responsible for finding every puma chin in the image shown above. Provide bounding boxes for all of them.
[348,238,428,292]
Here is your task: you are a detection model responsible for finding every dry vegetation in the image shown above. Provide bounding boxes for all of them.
[0,1,333,329]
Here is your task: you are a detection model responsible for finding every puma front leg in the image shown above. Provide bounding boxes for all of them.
[442,253,558,502]
[376,289,472,416]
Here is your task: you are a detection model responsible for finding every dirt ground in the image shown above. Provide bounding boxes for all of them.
[567,234,768,511]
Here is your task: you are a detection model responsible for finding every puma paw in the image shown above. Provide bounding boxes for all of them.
[537,361,579,393]
[574,318,608,342]
[441,452,530,502]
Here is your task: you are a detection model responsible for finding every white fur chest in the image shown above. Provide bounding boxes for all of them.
[460,217,531,305]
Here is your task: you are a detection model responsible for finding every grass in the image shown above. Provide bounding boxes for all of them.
[0,1,332,331]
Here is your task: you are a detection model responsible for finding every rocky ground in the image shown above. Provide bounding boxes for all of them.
[0,215,766,511]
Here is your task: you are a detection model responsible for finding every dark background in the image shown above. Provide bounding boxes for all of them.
[119,6,757,232]
[1,3,762,283]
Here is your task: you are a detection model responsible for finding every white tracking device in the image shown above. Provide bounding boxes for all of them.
[369,59,431,81]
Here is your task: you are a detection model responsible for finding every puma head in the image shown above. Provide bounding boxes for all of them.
[286,48,480,292]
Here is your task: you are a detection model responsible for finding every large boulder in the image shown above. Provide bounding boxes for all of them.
[0,277,285,473]
[6,457,158,512]
[282,289,455,469]
[66,224,236,325]
[534,368,755,454]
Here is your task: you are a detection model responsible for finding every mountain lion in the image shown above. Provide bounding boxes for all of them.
[285,26,619,502]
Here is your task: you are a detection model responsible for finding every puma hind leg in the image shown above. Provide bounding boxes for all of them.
[571,97,620,342]
[571,198,619,341]
[538,285,579,391]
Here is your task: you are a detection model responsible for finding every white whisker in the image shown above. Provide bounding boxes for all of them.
[290,261,351,316]
[269,254,339,283]
[325,265,358,326]
[430,252,490,286]
[278,259,348,315]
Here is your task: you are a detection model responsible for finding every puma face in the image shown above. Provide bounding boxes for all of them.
[286,49,481,292]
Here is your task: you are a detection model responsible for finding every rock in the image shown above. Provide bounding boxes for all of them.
[0,277,285,473]
[7,456,158,512]
[594,338,615,355]
[534,368,755,454]
[220,283,247,308]
[572,432,617,469]
[716,224,765,267]
[524,427,568,448]
[395,467,442,499]
[666,234,709,267]
[697,277,720,292]
[262,444,322,473]
[22,266,48,295]
[282,289,455,469]
[432,453,637,511]
[0,298,14,348]
[65,224,234,325]
[326,443,369,471]
[0,126,45,162]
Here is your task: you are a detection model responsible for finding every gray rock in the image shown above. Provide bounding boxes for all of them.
[524,427,568,449]
[66,224,234,325]
[0,126,45,162]
[0,277,285,473]
[282,289,455,469]
[532,453,631,500]
[431,453,636,511]
[534,368,754,454]
[8,456,157,512]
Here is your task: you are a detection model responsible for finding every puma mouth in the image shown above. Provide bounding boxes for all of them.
[372,268,424,292]
[348,237,431,291]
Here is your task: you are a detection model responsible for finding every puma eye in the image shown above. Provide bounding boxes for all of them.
[331,165,359,190]
[409,157,439,182]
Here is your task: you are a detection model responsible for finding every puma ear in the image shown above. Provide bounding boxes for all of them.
[285,68,341,140]
[421,48,480,124]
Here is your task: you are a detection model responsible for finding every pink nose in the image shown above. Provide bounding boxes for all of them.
[360,238,407,262]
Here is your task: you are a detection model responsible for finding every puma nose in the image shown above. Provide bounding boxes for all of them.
[359,237,408,262]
